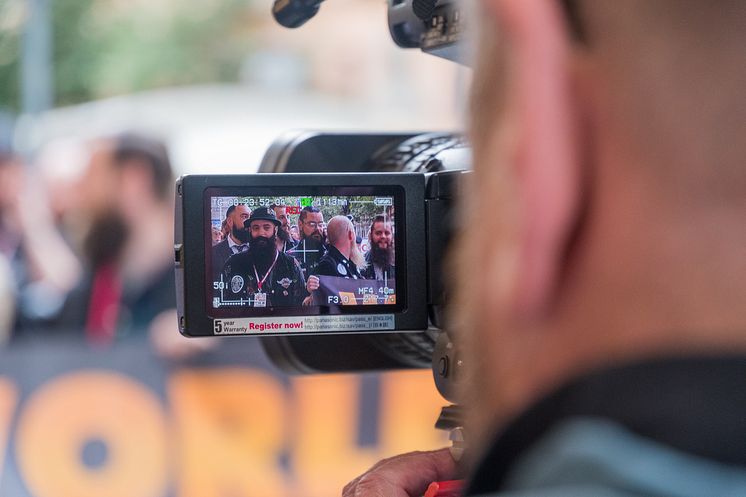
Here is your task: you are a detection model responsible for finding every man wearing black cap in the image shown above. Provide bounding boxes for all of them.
[221,207,306,307]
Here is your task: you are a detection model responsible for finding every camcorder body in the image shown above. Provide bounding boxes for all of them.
[176,132,468,375]
[176,1,468,406]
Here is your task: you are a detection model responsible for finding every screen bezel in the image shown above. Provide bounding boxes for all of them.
[176,173,428,337]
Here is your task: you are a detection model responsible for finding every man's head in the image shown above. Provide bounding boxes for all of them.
[80,133,172,214]
[112,133,173,202]
[78,133,174,266]
[225,204,252,244]
[368,215,394,267]
[455,0,746,453]
[298,206,324,243]
[327,215,366,269]
[271,204,292,243]
[247,207,280,260]
[272,205,290,231]
[211,226,223,245]
[369,216,392,250]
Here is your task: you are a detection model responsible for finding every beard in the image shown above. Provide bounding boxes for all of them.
[301,235,324,250]
[277,226,291,244]
[369,243,394,268]
[349,242,367,271]
[304,231,323,243]
[232,225,250,244]
[249,235,277,265]
[83,209,129,268]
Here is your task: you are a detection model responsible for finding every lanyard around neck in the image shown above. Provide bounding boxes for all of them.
[253,251,279,291]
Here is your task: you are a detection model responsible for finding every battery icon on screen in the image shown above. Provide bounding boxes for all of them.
[300,197,313,207]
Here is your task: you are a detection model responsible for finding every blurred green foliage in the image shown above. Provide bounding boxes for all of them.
[54,0,98,106]
[0,0,23,110]
[0,0,253,112]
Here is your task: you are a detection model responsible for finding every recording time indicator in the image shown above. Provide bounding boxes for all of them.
[210,196,393,211]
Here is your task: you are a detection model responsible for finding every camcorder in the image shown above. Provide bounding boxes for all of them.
[175,0,468,409]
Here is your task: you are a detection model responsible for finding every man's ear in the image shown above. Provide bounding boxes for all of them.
[484,0,584,319]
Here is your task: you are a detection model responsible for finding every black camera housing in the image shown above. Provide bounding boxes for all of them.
[175,172,429,339]
[255,131,468,373]
[173,132,467,373]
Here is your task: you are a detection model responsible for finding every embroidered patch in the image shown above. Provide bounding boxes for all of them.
[231,275,244,293]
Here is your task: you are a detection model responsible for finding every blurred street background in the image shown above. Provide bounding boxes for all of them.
[0,0,466,495]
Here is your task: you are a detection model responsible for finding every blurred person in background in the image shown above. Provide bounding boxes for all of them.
[271,204,294,253]
[0,256,12,343]
[221,218,230,239]
[0,149,81,339]
[346,214,364,246]
[35,138,92,246]
[211,226,223,245]
[0,151,24,340]
[344,0,746,496]
[0,150,23,342]
[54,133,175,344]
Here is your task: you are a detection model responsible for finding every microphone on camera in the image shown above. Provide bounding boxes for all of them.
[272,0,325,29]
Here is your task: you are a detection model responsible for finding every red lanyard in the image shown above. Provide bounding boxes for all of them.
[253,251,279,291]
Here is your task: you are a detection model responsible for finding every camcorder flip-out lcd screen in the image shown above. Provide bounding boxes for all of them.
[208,191,400,312]
[175,174,428,337]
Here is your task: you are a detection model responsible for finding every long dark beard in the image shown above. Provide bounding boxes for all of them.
[303,231,324,244]
[249,235,277,267]
[370,244,394,268]
[232,225,250,243]
[277,227,291,243]
[300,236,324,253]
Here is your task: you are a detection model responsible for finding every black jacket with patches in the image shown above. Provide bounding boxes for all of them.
[313,246,363,279]
[221,250,306,307]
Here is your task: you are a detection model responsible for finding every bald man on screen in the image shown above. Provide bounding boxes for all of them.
[306,216,366,294]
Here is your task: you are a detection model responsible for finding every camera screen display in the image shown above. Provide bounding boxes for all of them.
[206,188,402,321]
